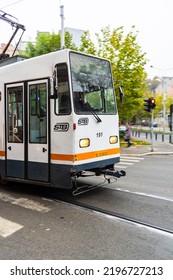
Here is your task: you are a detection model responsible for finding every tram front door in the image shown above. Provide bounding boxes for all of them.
[6,84,25,178]
[6,80,49,182]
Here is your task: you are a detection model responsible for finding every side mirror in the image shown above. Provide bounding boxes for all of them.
[119,86,124,103]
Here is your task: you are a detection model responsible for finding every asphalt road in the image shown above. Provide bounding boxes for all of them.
[0,155,173,260]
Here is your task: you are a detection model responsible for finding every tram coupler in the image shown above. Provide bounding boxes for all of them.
[101,169,126,178]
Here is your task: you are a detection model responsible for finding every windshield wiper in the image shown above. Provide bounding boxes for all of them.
[84,102,102,123]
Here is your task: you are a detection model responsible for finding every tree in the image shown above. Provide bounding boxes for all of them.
[79,31,97,55]
[146,76,161,92]
[20,32,77,58]
[79,26,147,121]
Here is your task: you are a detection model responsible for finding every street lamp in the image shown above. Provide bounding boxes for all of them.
[60,5,65,49]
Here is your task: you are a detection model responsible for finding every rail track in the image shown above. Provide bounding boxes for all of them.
[1,182,173,236]
[53,195,173,236]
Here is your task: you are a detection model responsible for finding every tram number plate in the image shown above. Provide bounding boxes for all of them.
[96,132,103,137]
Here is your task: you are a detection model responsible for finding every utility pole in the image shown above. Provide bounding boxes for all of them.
[60,5,65,49]
[150,91,155,152]
[162,77,166,133]
[170,103,173,144]
[151,111,154,151]
[143,96,156,152]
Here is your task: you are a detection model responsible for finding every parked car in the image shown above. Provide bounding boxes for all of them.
[119,125,126,137]
[150,122,157,127]
[141,120,149,126]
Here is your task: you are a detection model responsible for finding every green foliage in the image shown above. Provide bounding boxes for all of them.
[79,31,97,55]
[167,97,173,112]
[20,32,77,58]
[79,26,148,121]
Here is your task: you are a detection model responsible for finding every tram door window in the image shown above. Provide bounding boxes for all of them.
[29,83,47,143]
[6,84,25,178]
[7,86,23,143]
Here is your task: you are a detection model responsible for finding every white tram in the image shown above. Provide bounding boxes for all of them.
[0,49,125,194]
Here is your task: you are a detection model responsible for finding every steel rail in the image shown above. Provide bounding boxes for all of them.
[54,196,173,235]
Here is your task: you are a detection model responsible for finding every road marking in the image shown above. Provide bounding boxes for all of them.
[117,162,134,165]
[0,216,23,238]
[114,165,127,169]
[121,156,144,160]
[115,156,144,169]
[0,192,51,213]
[115,188,173,203]
[121,157,144,162]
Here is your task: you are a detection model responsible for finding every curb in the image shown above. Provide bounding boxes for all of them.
[121,152,173,157]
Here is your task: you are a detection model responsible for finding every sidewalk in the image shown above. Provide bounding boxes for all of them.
[121,137,173,156]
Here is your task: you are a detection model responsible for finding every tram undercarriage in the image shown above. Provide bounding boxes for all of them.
[0,162,126,196]
[71,167,126,195]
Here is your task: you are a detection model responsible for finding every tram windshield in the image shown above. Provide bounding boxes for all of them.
[69,52,117,115]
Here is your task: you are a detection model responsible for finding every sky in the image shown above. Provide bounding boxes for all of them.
[0,0,173,78]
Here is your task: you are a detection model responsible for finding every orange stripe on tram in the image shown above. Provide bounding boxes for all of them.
[51,147,120,162]
[0,151,5,157]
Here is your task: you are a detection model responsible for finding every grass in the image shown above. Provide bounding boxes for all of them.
[120,138,150,147]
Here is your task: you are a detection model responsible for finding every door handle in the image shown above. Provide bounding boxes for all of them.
[8,146,12,150]
[42,147,47,153]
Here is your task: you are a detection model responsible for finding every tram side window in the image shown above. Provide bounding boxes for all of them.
[29,83,47,144]
[7,86,23,143]
[55,63,71,115]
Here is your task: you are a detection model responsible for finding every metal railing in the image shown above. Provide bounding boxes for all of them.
[132,130,173,144]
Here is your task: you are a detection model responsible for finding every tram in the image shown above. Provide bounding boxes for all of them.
[0,49,125,194]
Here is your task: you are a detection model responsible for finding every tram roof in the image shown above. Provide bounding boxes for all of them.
[0,49,71,83]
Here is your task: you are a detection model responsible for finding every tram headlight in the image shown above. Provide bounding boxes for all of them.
[109,135,118,144]
[79,138,90,148]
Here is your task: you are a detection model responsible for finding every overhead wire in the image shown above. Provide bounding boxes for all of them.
[0,0,24,10]
[0,0,25,56]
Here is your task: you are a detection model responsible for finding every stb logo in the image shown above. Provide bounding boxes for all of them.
[54,123,69,132]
